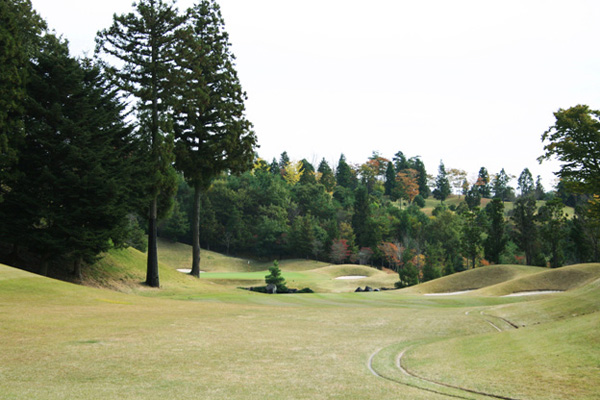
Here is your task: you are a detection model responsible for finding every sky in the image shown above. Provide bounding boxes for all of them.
[30,0,600,189]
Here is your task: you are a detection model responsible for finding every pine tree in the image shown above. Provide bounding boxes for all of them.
[411,157,430,198]
[0,0,45,201]
[96,0,185,287]
[317,158,335,192]
[493,168,510,201]
[335,154,354,189]
[384,162,396,198]
[0,34,147,276]
[476,167,491,198]
[484,198,507,264]
[517,168,534,197]
[432,161,451,202]
[265,260,286,290]
[512,196,539,265]
[171,0,257,277]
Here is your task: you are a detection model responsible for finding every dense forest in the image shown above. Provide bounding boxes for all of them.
[156,150,600,287]
[1,0,599,288]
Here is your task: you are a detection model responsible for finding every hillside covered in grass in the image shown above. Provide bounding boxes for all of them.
[2,250,600,399]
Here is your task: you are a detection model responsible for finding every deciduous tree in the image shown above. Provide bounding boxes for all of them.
[539,105,600,196]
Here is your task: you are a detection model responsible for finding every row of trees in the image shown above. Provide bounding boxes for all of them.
[157,145,599,286]
[0,0,256,285]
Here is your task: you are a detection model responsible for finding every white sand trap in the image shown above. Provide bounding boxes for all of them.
[176,269,206,274]
[424,290,474,296]
[503,290,563,297]
[335,275,367,280]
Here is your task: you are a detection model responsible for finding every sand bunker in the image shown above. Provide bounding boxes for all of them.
[176,268,206,274]
[424,290,474,296]
[335,275,367,280]
[503,290,563,297]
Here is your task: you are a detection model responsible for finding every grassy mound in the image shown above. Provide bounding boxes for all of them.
[480,263,600,296]
[401,268,600,400]
[403,264,545,295]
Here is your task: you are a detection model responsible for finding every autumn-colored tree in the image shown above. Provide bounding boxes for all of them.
[378,241,402,270]
[359,154,389,192]
[330,239,351,264]
[283,160,304,186]
[396,168,420,204]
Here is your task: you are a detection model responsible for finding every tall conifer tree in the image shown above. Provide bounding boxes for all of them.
[0,0,45,200]
[96,0,185,287]
[172,0,256,277]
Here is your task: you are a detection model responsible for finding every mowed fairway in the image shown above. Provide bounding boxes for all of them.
[1,245,599,399]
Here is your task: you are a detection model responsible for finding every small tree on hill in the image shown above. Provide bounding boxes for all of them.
[433,161,451,202]
[265,260,286,290]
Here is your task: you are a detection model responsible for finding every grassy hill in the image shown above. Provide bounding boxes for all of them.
[1,244,599,399]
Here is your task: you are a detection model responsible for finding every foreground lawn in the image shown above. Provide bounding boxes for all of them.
[1,252,598,399]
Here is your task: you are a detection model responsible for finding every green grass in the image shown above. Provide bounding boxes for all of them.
[1,245,599,399]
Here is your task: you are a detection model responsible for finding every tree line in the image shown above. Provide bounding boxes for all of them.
[1,0,598,288]
[0,0,256,285]
[158,145,600,286]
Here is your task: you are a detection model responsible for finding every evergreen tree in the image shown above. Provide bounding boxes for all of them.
[298,159,316,185]
[352,185,372,248]
[96,0,185,287]
[279,151,290,172]
[465,184,482,210]
[511,196,539,265]
[476,167,491,198]
[265,260,286,291]
[538,198,568,267]
[432,161,451,202]
[384,161,396,198]
[317,158,335,192]
[492,168,510,201]
[517,168,534,197]
[393,150,408,171]
[335,154,354,189]
[534,175,545,200]
[0,35,147,276]
[172,0,257,277]
[0,0,45,200]
[461,209,483,268]
[411,157,430,198]
[484,198,507,264]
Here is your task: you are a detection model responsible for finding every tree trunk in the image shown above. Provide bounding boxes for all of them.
[146,196,160,287]
[39,253,49,276]
[190,182,201,277]
[72,257,82,280]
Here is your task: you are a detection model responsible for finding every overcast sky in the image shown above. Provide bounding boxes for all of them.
[30,0,600,188]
